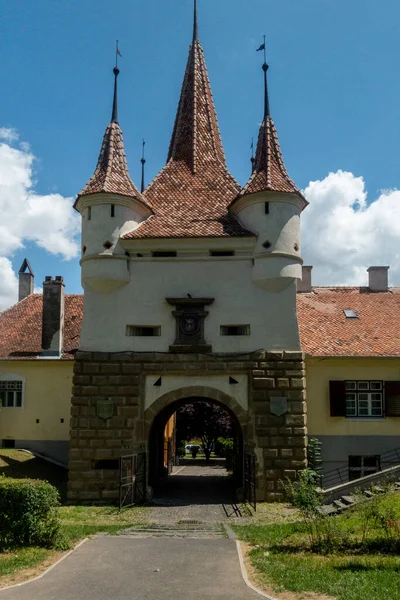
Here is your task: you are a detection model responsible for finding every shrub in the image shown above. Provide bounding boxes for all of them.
[216,437,234,457]
[0,478,61,550]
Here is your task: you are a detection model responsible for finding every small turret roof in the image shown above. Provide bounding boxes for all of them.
[236,61,307,208]
[77,67,149,207]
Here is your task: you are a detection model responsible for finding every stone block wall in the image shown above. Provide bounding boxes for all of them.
[68,350,307,503]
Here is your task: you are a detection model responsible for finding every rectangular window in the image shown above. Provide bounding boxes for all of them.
[152,251,177,258]
[126,325,161,337]
[345,381,383,417]
[111,204,115,217]
[265,202,269,214]
[349,455,380,481]
[210,250,235,257]
[220,325,251,336]
[88,206,91,220]
[0,381,23,408]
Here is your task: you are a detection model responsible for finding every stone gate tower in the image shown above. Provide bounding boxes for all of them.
[68,3,308,503]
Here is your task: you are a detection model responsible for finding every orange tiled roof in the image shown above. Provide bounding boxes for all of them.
[297,287,400,357]
[0,295,83,360]
[122,39,252,240]
[2,288,400,359]
[237,116,307,206]
[77,122,149,205]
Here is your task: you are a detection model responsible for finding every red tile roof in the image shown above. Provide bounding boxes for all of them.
[297,287,400,357]
[236,116,307,207]
[0,295,83,360]
[122,39,252,240]
[77,122,149,206]
[2,287,400,359]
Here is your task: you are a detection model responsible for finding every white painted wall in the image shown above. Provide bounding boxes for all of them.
[79,255,301,352]
[145,375,248,410]
[77,189,304,353]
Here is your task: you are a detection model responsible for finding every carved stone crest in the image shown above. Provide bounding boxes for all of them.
[270,396,288,417]
[179,315,200,336]
[96,398,114,420]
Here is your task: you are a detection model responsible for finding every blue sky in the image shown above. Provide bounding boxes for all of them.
[1,0,400,304]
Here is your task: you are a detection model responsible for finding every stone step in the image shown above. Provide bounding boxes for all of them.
[119,523,226,539]
[333,499,348,511]
[341,495,356,505]
[319,504,338,516]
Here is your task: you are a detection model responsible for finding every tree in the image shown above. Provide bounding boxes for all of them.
[176,400,234,463]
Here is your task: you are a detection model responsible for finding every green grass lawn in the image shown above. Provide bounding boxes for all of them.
[234,493,400,600]
[0,505,150,585]
[0,450,149,586]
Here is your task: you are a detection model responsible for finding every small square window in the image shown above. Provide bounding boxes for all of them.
[346,381,356,391]
[358,382,369,390]
[344,309,358,318]
[370,382,382,391]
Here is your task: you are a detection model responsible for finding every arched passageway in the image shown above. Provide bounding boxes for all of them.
[147,395,245,505]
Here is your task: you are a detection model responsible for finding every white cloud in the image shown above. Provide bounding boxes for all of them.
[0,258,19,311]
[0,128,19,143]
[0,130,79,311]
[301,170,400,286]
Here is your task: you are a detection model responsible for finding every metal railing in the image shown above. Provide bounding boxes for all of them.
[321,447,400,490]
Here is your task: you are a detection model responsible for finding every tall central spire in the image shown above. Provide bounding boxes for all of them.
[165,0,228,175]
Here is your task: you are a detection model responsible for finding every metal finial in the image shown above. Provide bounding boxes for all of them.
[141,139,146,193]
[193,0,198,41]
[111,66,119,123]
[250,138,255,173]
[111,41,122,123]
[261,36,270,119]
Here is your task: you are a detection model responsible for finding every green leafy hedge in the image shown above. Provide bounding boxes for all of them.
[0,478,61,550]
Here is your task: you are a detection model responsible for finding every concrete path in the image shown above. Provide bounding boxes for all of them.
[0,537,261,600]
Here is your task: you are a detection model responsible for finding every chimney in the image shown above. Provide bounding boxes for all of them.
[367,266,389,292]
[18,259,34,301]
[297,266,313,293]
[41,276,65,357]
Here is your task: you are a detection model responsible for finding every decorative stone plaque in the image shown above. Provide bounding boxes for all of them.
[166,297,214,353]
[270,396,288,417]
[96,398,114,420]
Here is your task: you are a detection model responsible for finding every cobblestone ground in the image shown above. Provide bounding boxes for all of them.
[149,465,249,524]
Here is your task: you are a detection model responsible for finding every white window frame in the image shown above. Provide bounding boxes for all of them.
[0,373,25,409]
[345,381,383,418]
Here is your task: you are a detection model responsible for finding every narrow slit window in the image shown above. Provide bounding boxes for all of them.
[111,204,115,217]
[210,251,235,257]
[126,325,161,337]
[265,202,269,214]
[152,251,177,258]
[93,459,119,470]
[220,325,250,336]
[88,206,92,221]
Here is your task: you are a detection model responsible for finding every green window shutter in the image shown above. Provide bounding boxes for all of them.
[385,381,400,417]
[329,381,346,417]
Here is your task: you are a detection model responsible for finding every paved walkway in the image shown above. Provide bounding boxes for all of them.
[150,464,246,522]
[0,537,261,600]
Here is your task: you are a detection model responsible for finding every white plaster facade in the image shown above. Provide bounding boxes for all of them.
[77,188,303,354]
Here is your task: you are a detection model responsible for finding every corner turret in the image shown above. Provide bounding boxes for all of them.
[74,61,152,293]
[230,47,307,291]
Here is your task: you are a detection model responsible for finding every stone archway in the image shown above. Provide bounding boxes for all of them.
[145,386,248,501]
[144,385,249,436]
